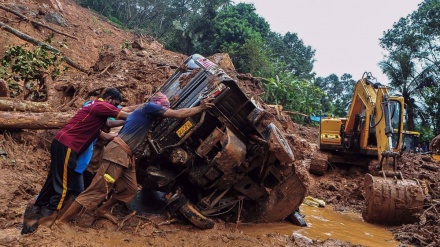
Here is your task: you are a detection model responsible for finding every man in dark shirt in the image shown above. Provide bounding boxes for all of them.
[22,88,130,234]
[56,92,214,226]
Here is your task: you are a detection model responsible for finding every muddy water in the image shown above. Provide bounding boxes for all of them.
[239,205,398,247]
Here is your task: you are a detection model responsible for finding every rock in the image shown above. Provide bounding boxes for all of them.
[44,12,66,27]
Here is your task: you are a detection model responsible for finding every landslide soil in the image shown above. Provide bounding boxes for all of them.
[1,1,439,246]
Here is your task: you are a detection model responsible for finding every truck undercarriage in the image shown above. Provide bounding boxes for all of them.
[134,54,307,228]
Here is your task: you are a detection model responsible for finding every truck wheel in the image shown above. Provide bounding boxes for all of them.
[167,190,215,229]
[179,202,216,229]
[266,123,295,164]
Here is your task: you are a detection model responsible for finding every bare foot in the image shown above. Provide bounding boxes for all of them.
[95,211,119,225]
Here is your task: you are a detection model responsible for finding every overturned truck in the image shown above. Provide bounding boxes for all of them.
[135,54,307,229]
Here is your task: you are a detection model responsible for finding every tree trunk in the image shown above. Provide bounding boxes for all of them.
[0,79,9,97]
[0,98,52,112]
[0,112,72,129]
[309,151,329,175]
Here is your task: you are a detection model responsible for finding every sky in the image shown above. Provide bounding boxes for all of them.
[235,0,423,83]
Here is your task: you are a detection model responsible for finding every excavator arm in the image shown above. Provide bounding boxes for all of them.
[374,89,402,176]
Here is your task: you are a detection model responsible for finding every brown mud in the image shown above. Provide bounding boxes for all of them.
[0,0,439,246]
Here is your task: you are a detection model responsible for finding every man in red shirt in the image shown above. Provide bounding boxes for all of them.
[56,92,214,227]
[22,88,130,234]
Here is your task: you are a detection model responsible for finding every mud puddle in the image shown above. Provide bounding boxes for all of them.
[238,205,398,247]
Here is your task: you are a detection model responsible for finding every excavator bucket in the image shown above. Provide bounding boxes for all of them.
[362,173,424,225]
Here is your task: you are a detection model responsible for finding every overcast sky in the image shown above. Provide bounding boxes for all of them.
[235,0,422,83]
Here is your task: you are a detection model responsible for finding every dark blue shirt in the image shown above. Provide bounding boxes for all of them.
[118,102,167,150]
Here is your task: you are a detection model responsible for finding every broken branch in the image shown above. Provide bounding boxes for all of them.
[0,4,78,40]
[0,21,88,73]
[117,211,137,231]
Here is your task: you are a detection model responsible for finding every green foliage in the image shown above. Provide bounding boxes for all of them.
[210,3,271,74]
[78,1,317,82]
[263,73,325,123]
[422,84,440,134]
[106,15,124,28]
[77,0,324,120]
[314,73,356,117]
[379,0,440,132]
[0,38,67,100]
[266,32,316,80]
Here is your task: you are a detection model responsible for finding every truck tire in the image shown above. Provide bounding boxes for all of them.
[167,190,216,229]
[266,123,295,164]
[179,202,216,229]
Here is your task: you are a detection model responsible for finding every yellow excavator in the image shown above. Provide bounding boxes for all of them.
[318,72,425,225]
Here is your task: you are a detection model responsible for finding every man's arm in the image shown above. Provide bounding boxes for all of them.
[121,104,142,113]
[162,98,214,119]
[99,131,118,142]
[106,119,125,128]
[116,111,130,120]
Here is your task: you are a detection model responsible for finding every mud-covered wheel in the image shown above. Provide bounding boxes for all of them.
[167,190,215,229]
[243,170,307,222]
[266,123,295,164]
[179,202,215,229]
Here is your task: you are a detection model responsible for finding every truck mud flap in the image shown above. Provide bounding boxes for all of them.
[244,170,307,222]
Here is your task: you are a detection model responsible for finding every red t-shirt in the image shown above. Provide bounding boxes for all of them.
[54,100,122,154]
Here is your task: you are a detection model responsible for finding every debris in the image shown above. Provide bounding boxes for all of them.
[302,196,326,208]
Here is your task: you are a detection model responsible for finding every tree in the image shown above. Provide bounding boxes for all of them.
[210,3,271,75]
[266,32,315,80]
[313,73,355,117]
[379,51,436,131]
[163,0,233,55]
[379,0,440,131]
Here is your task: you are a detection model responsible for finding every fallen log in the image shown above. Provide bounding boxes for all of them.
[421,163,439,172]
[283,110,309,117]
[0,98,51,112]
[0,111,72,129]
[0,21,88,73]
[309,151,330,175]
[0,4,78,40]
